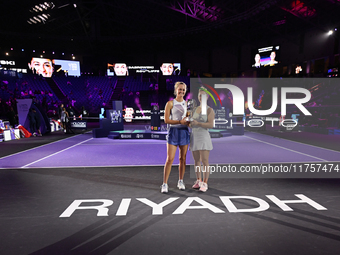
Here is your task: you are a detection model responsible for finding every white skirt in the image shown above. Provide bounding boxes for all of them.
[190,128,213,151]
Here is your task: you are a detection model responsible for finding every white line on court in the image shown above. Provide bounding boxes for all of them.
[17,164,167,169]
[246,131,340,154]
[244,136,328,162]
[0,134,82,160]
[78,142,166,146]
[11,160,339,169]
[20,138,93,168]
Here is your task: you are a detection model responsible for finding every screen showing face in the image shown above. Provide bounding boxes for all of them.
[160,63,174,76]
[107,63,128,76]
[114,63,128,76]
[107,63,181,76]
[28,57,53,77]
[252,46,280,68]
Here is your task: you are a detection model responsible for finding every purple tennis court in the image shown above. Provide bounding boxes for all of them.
[1,131,340,169]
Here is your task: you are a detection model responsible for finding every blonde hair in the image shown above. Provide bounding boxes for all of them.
[174,82,187,96]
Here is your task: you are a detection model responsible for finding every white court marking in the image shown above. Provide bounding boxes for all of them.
[0,134,82,160]
[21,138,93,168]
[246,131,340,153]
[244,135,327,162]
[5,131,336,169]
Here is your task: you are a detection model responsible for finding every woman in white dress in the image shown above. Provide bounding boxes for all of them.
[190,88,214,192]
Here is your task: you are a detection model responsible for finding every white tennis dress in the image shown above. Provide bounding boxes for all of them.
[190,107,213,151]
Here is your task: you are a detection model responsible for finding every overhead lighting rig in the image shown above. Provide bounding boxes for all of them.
[27,2,54,24]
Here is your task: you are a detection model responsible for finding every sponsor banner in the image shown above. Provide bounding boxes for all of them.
[119,132,167,140]
[70,121,87,129]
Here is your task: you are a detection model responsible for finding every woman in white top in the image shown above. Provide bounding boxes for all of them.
[161,82,190,193]
[190,88,214,192]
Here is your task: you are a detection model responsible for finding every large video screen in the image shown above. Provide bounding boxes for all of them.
[107,63,129,76]
[107,62,181,76]
[28,57,81,77]
[28,57,54,77]
[252,46,280,68]
[160,63,181,75]
[53,59,81,77]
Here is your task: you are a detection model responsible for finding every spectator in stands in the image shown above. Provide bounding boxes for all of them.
[28,57,53,77]
[14,87,20,98]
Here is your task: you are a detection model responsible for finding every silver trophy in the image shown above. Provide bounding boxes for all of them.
[186,99,197,122]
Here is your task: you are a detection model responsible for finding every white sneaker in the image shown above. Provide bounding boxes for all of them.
[177,180,185,190]
[199,182,208,192]
[161,183,168,193]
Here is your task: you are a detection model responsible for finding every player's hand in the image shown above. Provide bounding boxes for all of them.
[191,120,199,127]
[180,117,190,126]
